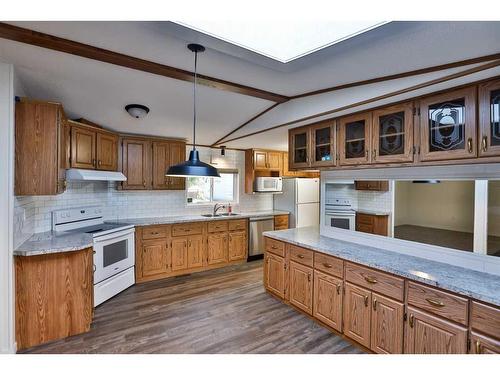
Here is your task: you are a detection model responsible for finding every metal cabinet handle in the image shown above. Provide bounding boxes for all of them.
[476,340,482,354]
[409,314,414,328]
[188,240,192,246]
[143,180,146,187]
[467,137,473,153]
[372,150,376,160]
[308,273,311,282]
[373,298,377,310]
[364,276,378,284]
[92,158,96,167]
[336,284,341,295]
[297,254,305,259]
[98,160,102,166]
[425,298,445,307]
[364,295,369,307]
[323,263,333,268]
[482,136,488,152]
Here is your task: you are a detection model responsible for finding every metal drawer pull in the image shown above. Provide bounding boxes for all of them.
[364,276,378,284]
[322,263,333,268]
[151,232,159,235]
[373,298,377,310]
[476,341,482,354]
[467,138,473,153]
[364,295,369,307]
[409,314,414,328]
[307,273,311,282]
[336,284,341,295]
[482,136,488,152]
[425,298,445,307]
[297,254,305,259]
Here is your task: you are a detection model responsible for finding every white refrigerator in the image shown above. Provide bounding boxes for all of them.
[273,178,320,228]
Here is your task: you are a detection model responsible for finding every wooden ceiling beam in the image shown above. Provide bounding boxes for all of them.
[0,22,289,103]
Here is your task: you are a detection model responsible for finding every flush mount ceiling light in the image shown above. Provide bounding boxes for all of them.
[166,44,220,178]
[125,104,150,119]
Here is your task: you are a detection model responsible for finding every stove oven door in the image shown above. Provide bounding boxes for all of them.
[93,228,135,284]
[325,212,355,230]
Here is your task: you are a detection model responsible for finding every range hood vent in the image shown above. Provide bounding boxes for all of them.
[66,169,127,182]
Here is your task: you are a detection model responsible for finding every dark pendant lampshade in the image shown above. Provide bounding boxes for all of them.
[166,43,220,178]
[167,150,220,178]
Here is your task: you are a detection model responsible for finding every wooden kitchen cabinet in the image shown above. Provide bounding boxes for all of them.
[355,180,389,191]
[289,261,313,315]
[310,121,336,167]
[470,332,500,354]
[187,235,205,269]
[152,141,186,190]
[141,238,170,278]
[228,230,247,261]
[171,237,188,272]
[313,271,343,332]
[479,78,500,157]
[121,137,152,190]
[264,252,286,299]
[371,102,414,164]
[343,282,372,348]
[338,112,371,166]
[252,149,282,170]
[96,131,118,170]
[207,232,228,265]
[289,126,311,169]
[15,99,67,196]
[404,307,467,354]
[168,141,186,189]
[274,214,289,230]
[419,87,477,162]
[371,293,404,354]
[356,212,389,236]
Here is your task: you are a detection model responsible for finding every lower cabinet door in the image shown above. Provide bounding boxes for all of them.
[141,239,170,277]
[404,307,467,354]
[207,233,228,265]
[289,261,313,315]
[187,235,204,269]
[228,231,247,261]
[343,282,371,348]
[313,271,343,332]
[370,293,404,354]
[265,253,286,299]
[470,332,500,354]
[171,238,188,272]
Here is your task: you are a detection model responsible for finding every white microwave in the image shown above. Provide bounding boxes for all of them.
[254,177,283,192]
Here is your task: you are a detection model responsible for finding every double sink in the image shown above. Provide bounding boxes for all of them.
[200,213,240,218]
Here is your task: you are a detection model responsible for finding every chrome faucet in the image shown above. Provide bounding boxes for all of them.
[213,203,226,216]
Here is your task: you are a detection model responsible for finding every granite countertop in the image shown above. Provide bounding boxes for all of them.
[264,226,500,306]
[14,210,289,257]
[356,209,390,216]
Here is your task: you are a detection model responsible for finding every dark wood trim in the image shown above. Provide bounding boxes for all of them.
[291,52,500,99]
[221,61,500,145]
[0,22,288,103]
[211,102,283,146]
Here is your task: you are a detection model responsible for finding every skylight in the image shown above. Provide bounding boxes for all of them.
[176,20,387,62]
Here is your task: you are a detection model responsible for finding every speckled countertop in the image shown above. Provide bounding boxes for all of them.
[14,210,289,257]
[264,226,500,306]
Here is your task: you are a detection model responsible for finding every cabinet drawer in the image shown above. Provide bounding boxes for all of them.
[171,222,203,237]
[289,244,313,267]
[142,225,169,240]
[208,220,229,233]
[228,219,247,232]
[265,238,285,257]
[314,253,343,278]
[357,213,374,225]
[356,223,373,233]
[407,282,468,325]
[471,301,500,339]
[274,215,289,227]
[345,262,404,301]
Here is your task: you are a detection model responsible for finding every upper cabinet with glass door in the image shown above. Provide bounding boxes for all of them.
[479,78,500,158]
[289,126,310,169]
[371,102,414,164]
[310,121,336,168]
[338,112,371,165]
[419,87,477,162]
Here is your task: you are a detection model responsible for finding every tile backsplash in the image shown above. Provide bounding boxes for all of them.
[14,147,273,248]
[325,183,393,214]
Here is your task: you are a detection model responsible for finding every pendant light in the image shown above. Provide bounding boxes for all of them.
[166,44,220,178]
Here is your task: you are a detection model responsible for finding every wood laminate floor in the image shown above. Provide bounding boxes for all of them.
[22,260,362,354]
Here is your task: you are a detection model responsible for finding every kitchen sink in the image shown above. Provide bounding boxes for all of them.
[201,214,222,217]
[221,213,239,216]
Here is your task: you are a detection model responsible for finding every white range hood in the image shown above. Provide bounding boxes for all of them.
[66,168,127,181]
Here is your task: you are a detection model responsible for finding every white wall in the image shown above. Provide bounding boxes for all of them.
[394,181,475,233]
[0,62,15,353]
[488,181,500,237]
[14,146,273,246]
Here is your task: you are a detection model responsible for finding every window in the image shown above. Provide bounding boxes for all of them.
[186,170,238,205]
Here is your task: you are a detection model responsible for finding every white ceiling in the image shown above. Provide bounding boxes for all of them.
[1,21,499,151]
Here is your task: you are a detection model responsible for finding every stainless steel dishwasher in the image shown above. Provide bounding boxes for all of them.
[248,216,274,260]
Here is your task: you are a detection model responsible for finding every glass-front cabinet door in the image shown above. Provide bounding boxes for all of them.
[338,113,371,165]
[371,102,414,164]
[419,87,477,161]
[479,78,500,157]
[310,121,336,167]
[289,126,310,169]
